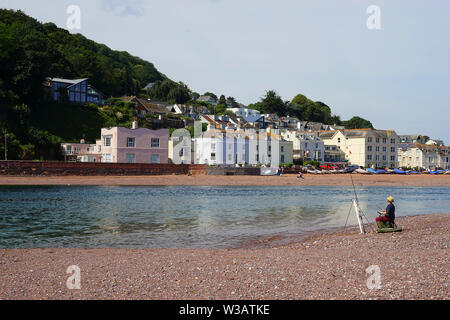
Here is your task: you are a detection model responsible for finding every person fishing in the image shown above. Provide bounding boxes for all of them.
[376,196,395,228]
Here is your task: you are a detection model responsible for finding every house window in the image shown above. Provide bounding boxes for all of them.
[382,155,386,161]
[103,136,112,147]
[281,146,284,152]
[66,146,72,153]
[228,154,232,161]
[383,138,387,143]
[376,138,380,143]
[391,147,395,153]
[151,138,160,148]
[383,147,387,152]
[127,137,135,148]
[151,154,160,163]
[337,138,341,143]
[211,144,216,151]
[376,146,380,152]
[367,155,372,160]
[391,138,396,144]
[211,153,216,161]
[367,137,372,143]
[391,156,396,161]
[281,155,285,163]
[126,154,135,163]
[102,154,112,163]
[367,146,372,152]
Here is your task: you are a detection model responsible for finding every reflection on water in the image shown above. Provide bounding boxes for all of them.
[0,186,448,248]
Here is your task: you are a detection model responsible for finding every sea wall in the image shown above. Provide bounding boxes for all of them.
[0,161,206,176]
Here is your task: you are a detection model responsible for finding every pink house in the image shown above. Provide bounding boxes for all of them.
[100,122,169,163]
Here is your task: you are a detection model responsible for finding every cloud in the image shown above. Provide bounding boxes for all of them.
[101,0,145,16]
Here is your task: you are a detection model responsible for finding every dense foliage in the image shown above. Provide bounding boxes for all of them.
[147,80,191,104]
[249,91,372,127]
[341,116,374,129]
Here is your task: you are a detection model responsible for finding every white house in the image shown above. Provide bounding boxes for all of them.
[282,130,325,163]
[398,144,450,170]
[227,106,261,119]
[193,127,293,166]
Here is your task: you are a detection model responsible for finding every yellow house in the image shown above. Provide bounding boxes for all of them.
[320,129,399,168]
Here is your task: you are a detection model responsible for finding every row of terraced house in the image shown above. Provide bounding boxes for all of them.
[57,77,448,170]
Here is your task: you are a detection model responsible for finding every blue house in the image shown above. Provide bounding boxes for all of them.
[45,78,103,104]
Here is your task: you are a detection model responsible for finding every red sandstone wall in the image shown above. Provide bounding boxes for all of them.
[0,161,206,176]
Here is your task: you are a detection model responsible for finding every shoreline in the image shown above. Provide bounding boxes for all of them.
[0,174,449,187]
[0,213,448,300]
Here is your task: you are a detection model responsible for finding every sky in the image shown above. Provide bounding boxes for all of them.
[2,0,450,143]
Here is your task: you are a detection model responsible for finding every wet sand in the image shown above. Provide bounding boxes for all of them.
[0,173,449,186]
[0,213,448,300]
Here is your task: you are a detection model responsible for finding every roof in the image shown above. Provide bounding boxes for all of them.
[414,143,449,153]
[319,131,338,139]
[201,115,232,126]
[47,78,88,87]
[121,96,168,114]
[319,128,398,139]
[243,115,264,123]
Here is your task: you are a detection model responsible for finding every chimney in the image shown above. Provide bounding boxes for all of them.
[132,120,138,129]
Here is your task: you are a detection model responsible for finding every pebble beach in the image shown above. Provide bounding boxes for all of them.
[0,173,449,187]
[0,213,448,300]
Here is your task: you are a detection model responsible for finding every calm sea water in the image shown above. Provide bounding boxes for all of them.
[0,186,448,249]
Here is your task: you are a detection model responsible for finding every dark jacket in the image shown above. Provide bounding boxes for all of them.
[385,203,395,220]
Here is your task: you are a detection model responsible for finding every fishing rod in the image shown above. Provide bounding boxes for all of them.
[350,174,359,203]
[344,174,375,233]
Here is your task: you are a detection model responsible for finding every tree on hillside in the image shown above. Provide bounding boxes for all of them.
[218,95,227,106]
[256,90,287,115]
[214,95,227,114]
[0,9,165,98]
[289,94,332,123]
[148,80,190,104]
[330,114,342,125]
[226,96,238,108]
[341,116,374,129]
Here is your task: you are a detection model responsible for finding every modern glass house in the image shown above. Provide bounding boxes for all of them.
[45,78,103,104]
